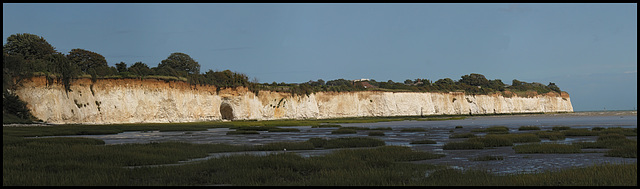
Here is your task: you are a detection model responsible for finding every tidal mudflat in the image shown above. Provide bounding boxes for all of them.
[52,111,637,174]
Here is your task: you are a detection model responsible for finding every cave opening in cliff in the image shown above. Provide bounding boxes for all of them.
[220,103,234,120]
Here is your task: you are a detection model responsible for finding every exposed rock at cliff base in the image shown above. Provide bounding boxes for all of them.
[14,77,574,124]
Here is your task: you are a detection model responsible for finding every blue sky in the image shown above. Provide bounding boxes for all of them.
[3,3,637,111]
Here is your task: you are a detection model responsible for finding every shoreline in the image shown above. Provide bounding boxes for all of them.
[4,110,636,127]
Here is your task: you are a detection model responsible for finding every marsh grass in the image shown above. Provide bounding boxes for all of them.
[422,163,636,186]
[140,146,445,186]
[535,131,566,140]
[253,141,315,151]
[501,163,637,186]
[551,127,636,137]
[598,127,637,136]
[468,135,513,147]
[572,133,637,158]
[368,131,385,136]
[552,126,571,131]
[472,126,509,134]
[3,117,637,186]
[518,126,541,131]
[443,133,540,150]
[331,128,357,134]
[561,129,599,136]
[449,133,476,138]
[4,134,636,186]
[605,142,637,158]
[573,133,631,149]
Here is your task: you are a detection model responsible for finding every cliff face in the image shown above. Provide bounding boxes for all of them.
[14,77,574,124]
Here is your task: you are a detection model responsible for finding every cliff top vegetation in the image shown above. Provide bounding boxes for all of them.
[3,33,566,122]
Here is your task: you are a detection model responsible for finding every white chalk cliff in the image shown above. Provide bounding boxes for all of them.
[14,77,573,124]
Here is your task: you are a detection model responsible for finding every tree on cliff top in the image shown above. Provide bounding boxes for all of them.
[67,48,109,76]
[116,62,127,73]
[3,33,56,84]
[158,52,200,77]
[3,33,57,60]
[129,62,152,77]
[460,73,489,87]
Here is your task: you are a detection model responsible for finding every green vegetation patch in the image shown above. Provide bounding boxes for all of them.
[572,134,637,158]
[423,163,636,186]
[535,131,566,141]
[368,131,385,136]
[561,129,599,136]
[449,133,476,138]
[444,133,541,150]
[328,146,445,163]
[468,135,513,147]
[3,113,35,124]
[331,128,357,134]
[599,127,637,136]
[253,141,315,151]
[518,126,541,131]
[3,133,636,186]
[472,126,509,134]
[552,126,571,131]
[605,142,637,158]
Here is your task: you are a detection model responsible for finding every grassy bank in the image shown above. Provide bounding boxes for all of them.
[3,134,636,186]
[3,115,637,185]
[443,129,636,158]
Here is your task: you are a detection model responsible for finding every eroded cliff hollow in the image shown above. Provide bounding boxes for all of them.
[14,77,573,124]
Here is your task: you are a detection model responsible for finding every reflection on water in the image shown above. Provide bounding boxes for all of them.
[50,111,638,174]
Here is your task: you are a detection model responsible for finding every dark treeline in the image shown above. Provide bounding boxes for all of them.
[2,33,252,91]
[3,33,564,122]
[280,73,563,97]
